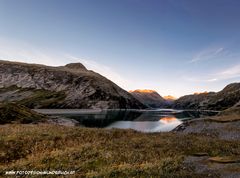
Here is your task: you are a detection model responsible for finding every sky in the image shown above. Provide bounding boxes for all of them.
[1,0,240,97]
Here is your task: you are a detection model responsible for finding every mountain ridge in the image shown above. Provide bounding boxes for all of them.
[173,83,240,110]
[129,89,167,108]
[0,60,146,109]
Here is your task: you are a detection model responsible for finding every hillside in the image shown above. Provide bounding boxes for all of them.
[129,89,166,108]
[0,60,146,109]
[173,92,216,110]
[173,83,240,110]
[0,103,47,124]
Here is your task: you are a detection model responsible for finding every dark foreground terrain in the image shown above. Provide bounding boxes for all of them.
[0,107,239,177]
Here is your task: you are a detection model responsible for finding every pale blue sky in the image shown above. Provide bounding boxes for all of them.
[1,0,240,97]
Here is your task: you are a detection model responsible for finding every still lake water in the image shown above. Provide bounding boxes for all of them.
[36,109,218,132]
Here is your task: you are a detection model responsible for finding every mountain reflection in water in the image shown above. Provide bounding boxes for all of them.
[107,116,182,132]
[160,116,177,123]
[48,109,218,132]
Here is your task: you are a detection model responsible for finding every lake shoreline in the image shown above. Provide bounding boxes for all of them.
[34,108,220,115]
[34,108,218,132]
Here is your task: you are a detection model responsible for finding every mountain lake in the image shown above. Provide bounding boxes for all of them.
[35,109,219,132]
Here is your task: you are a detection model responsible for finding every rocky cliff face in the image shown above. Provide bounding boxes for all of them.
[129,89,167,108]
[0,60,146,109]
[173,83,240,110]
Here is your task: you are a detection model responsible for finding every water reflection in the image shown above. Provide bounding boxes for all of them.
[160,116,177,123]
[54,109,218,132]
[106,116,182,132]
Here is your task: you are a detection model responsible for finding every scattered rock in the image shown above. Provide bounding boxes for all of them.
[192,152,209,157]
[208,156,240,164]
[47,116,80,127]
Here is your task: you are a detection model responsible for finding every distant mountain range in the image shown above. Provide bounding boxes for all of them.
[163,95,177,101]
[0,60,145,109]
[173,83,240,111]
[129,89,177,108]
[0,60,239,111]
[129,89,166,108]
[129,83,240,111]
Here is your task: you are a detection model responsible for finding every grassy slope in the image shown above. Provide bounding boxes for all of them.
[0,86,66,109]
[208,107,240,122]
[0,103,47,124]
[17,89,66,109]
[0,124,239,177]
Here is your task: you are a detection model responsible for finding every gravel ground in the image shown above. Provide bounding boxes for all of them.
[184,156,240,178]
[174,118,240,141]
[46,116,81,127]
[175,115,240,178]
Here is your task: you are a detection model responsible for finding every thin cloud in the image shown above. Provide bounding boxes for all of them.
[214,47,224,54]
[184,63,240,82]
[189,47,225,63]
[217,64,240,80]
[184,76,218,82]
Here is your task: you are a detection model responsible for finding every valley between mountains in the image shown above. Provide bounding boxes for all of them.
[0,60,239,177]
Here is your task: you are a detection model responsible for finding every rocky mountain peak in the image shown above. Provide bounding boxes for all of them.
[221,83,240,92]
[65,63,87,71]
[164,95,177,101]
[193,91,209,95]
[129,89,167,108]
[0,60,145,109]
[129,89,157,93]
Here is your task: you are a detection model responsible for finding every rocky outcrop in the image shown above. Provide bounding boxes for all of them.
[0,60,146,109]
[173,83,240,111]
[129,89,167,108]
